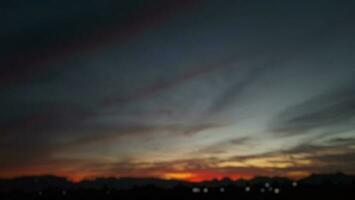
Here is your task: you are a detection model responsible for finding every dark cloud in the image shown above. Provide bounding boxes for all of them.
[228,136,355,175]
[325,137,355,146]
[0,117,221,170]
[196,137,251,155]
[0,102,95,168]
[101,58,235,107]
[0,102,93,134]
[60,140,355,180]
[70,157,276,180]
[207,65,266,114]
[206,2,355,115]
[0,0,196,89]
[66,123,222,149]
[283,148,355,174]
[271,82,355,136]
[2,130,355,180]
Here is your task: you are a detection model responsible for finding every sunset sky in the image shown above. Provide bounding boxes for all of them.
[1,0,355,182]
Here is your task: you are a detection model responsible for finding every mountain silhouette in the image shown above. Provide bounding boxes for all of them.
[1,172,354,192]
[300,172,355,185]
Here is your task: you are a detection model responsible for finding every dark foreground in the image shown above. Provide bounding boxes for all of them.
[1,173,355,200]
[1,185,355,200]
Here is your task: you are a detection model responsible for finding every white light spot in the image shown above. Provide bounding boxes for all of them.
[292,181,298,187]
[192,187,200,193]
[245,186,251,192]
[203,188,209,193]
[265,182,270,188]
[274,188,280,194]
[260,188,265,193]
[220,187,225,193]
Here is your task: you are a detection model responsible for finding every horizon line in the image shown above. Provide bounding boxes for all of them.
[1,171,351,183]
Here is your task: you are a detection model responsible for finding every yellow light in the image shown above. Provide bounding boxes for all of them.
[163,172,194,180]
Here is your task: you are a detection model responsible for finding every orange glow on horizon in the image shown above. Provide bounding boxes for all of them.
[0,167,309,183]
[162,172,194,180]
[159,170,254,182]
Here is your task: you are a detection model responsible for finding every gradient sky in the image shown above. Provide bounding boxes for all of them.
[1,0,355,182]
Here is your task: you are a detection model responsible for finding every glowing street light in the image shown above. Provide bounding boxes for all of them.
[192,187,201,193]
[245,186,251,192]
[203,188,209,193]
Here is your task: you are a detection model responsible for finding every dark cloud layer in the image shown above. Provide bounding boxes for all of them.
[271,82,355,136]
[0,0,195,89]
[196,137,251,155]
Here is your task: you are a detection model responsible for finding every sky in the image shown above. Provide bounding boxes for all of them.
[1,0,355,182]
